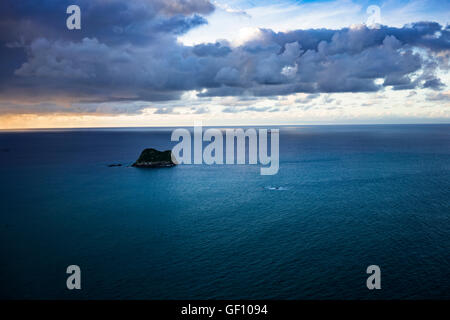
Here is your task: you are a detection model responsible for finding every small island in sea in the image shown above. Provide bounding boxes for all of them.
[132,148,176,168]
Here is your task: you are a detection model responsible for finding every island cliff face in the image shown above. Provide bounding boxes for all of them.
[132,148,176,168]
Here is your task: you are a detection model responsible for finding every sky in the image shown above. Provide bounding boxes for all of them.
[0,0,449,129]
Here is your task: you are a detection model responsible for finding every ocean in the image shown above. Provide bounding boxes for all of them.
[0,124,449,299]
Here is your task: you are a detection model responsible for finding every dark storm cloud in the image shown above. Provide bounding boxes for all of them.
[423,78,445,90]
[0,0,449,115]
[0,0,214,45]
[295,93,320,103]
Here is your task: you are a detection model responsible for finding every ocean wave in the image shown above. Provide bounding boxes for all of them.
[264,186,289,191]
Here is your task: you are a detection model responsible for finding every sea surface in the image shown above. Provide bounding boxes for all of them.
[0,124,449,299]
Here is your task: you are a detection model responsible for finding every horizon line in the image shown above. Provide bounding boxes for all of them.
[1,122,450,132]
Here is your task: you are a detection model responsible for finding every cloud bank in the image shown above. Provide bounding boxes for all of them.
[0,0,449,115]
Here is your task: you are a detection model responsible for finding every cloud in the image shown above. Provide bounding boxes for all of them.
[426,92,450,101]
[423,78,445,90]
[0,0,449,116]
[153,107,180,114]
[212,1,250,18]
[193,42,232,57]
[191,106,210,114]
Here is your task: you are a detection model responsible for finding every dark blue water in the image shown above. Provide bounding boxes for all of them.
[0,125,449,299]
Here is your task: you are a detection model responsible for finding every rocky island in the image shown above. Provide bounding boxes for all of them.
[132,148,176,168]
